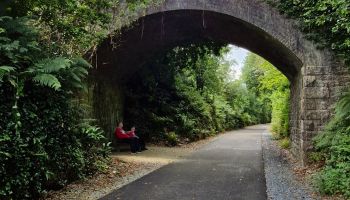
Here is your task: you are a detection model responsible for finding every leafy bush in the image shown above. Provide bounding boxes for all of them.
[165,132,179,146]
[313,91,350,198]
[79,124,112,173]
[279,138,291,149]
[0,86,111,199]
[275,0,350,65]
[307,152,324,163]
[270,91,290,138]
[0,16,110,199]
[314,164,350,198]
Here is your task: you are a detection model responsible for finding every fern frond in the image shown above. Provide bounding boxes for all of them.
[71,81,84,89]
[64,60,90,89]
[0,66,15,82]
[34,57,71,73]
[72,66,89,77]
[70,72,82,83]
[336,90,350,119]
[72,57,91,69]
[32,74,61,90]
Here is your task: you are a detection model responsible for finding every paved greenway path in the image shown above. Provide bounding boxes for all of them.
[101,125,267,200]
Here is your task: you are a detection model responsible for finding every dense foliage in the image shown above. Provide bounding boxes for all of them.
[124,43,241,142]
[1,0,162,56]
[274,0,350,197]
[313,92,350,198]
[0,0,161,199]
[0,16,111,199]
[242,53,290,140]
[276,0,350,65]
[123,44,289,144]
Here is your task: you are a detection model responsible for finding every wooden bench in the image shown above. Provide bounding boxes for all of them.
[114,139,131,152]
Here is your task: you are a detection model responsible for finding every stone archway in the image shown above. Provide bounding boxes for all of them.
[90,0,350,163]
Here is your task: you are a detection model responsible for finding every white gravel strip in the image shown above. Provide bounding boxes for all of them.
[262,130,317,200]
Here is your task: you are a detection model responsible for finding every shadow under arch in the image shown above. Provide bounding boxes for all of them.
[91,10,303,83]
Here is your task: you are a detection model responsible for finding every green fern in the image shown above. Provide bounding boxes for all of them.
[0,66,15,82]
[72,57,91,69]
[336,90,350,119]
[72,65,89,76]
[33,57,71,73]
[32,74,61,90]
[63,58,90,90]
[70,65,88,82]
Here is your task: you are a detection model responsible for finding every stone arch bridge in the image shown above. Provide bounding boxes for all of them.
[88,0,350,163]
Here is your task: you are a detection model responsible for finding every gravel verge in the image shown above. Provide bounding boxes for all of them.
[262,130,316,200]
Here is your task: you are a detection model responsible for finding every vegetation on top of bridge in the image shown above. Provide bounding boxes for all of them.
[273,0,350,197]
[274,0,350,65]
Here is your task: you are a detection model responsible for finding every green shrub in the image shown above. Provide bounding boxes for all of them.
[275,0,350,66]
[79,124,112,174]
[0,88,111,199]
[314,163,350,198]
[313,91,350,198]
[271,131,281,140]
[307,152,324,163]
[269,83,290,138]
[166,132,179,146]
[0,17,111,199]
[279,138,291,149]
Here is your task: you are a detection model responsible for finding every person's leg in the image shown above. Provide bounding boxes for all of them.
[125,138,136,153]
[131,138,140,153]
[134,138,141,152]
[139,138,147,150]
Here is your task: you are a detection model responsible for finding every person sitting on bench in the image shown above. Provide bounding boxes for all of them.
[115,122,140,153]
[127,126,147,151]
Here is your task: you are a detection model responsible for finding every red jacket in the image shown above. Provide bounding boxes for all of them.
[115,127,131,139]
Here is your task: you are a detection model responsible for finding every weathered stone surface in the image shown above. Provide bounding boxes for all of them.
[301,98,330,111]
[304,87,329,99]
[304,110,330,121]
[303,75,330,87]
[301,99,316,110]
[304,66,331,75]
[303,76,316,87]
[90,0,350,164]
[315,99,330,110]
[300,120,321,132]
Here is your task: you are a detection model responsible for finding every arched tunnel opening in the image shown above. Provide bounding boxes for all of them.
[91,10,302,83]
[88,9,302,152]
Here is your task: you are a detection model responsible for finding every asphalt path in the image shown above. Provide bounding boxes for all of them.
[101,125,267,200]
